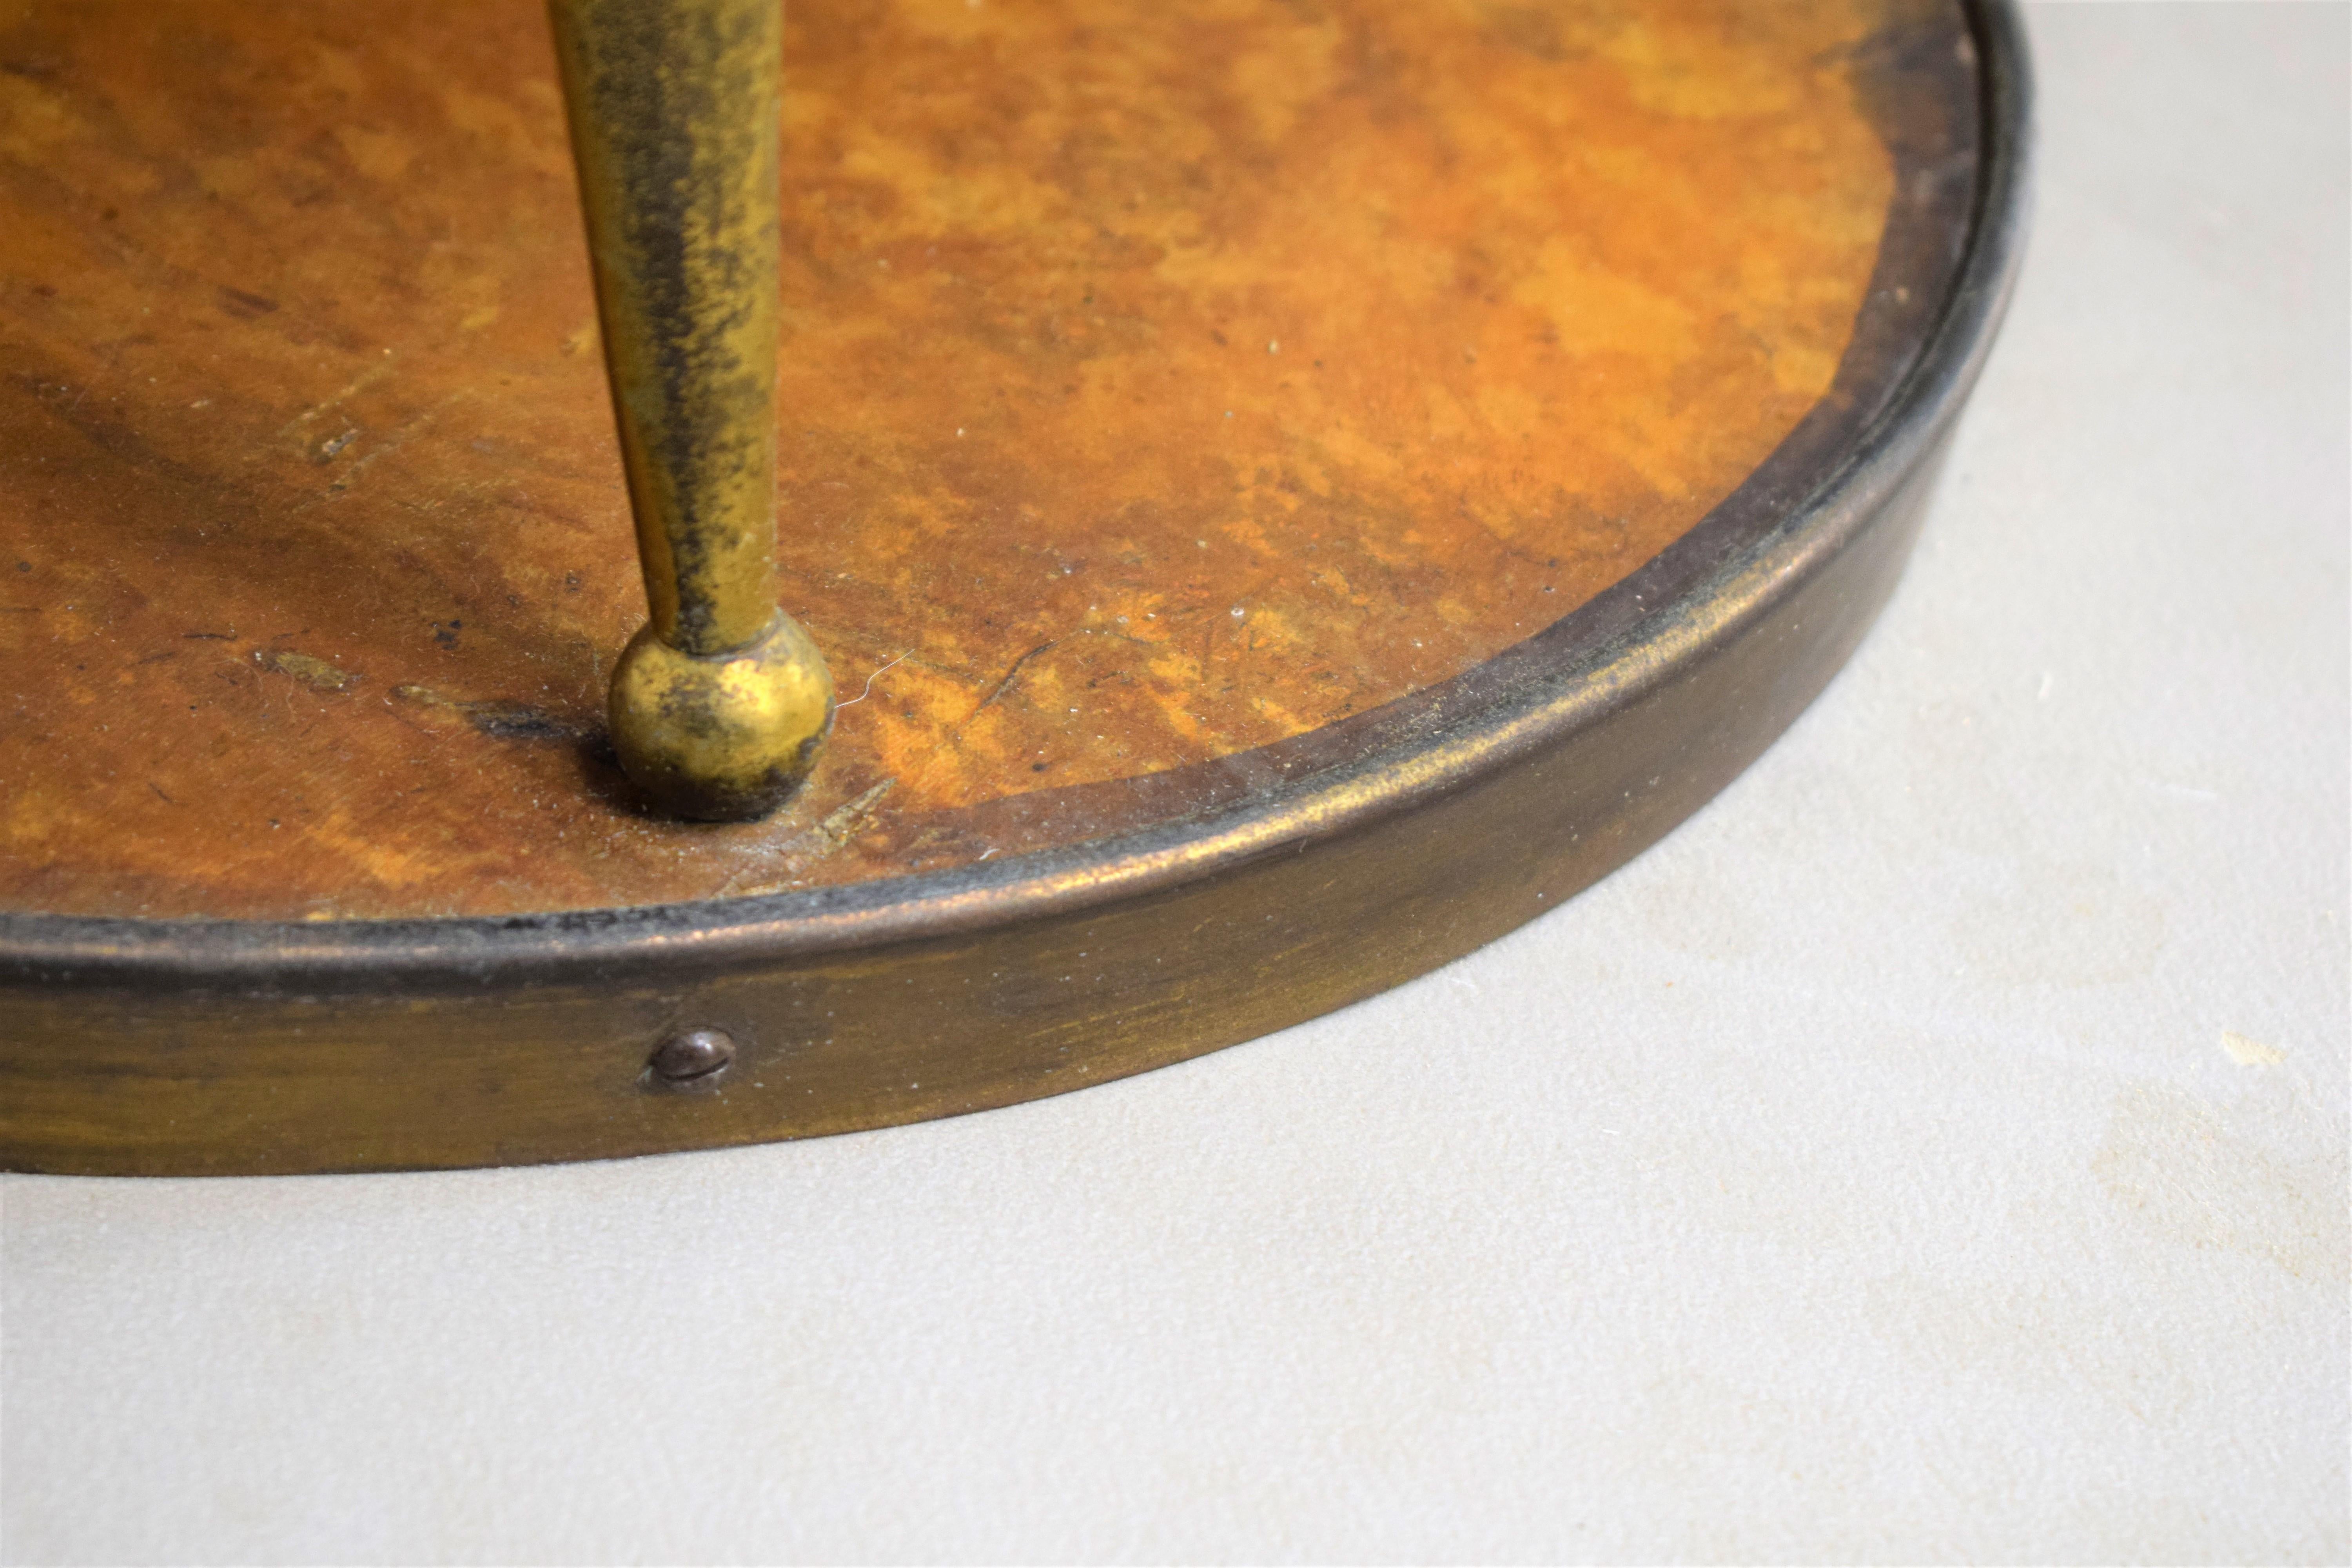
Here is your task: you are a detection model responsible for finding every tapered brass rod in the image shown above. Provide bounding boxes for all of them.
[549,0,831,821]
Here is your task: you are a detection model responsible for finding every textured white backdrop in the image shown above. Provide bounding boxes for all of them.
[4,4,2345,1562]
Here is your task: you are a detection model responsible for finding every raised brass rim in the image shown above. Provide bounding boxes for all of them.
[0,0,2030,1175]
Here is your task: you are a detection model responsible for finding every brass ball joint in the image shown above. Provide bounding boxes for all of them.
[609,610,833,822]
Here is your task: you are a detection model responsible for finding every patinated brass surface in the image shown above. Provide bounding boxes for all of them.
[3,0,1917,919]
[0,0,2024,1175]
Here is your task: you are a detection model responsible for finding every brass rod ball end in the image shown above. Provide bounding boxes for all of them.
[608,611,833,822]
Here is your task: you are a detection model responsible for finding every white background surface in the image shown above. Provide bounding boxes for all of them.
[4,5,2345,1562]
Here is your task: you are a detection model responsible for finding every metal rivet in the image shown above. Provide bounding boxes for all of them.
[648,1026,735,1086]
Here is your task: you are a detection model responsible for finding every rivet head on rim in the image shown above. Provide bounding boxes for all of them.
[648,1026,736,1087]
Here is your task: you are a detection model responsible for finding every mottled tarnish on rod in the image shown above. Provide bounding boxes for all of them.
[548,0,782,655]
[0,0,1919,919]
[549,0,834,819]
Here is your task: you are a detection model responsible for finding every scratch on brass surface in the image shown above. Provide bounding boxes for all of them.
[272,356,397,444]
[973,641,1060,716]
[392,684,591,742]
[318,398,451,497]
[256,649,361,693]
[713,777,899,897]
[810,779,896,851]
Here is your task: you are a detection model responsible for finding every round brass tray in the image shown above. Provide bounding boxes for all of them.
[0,0,2028,1175]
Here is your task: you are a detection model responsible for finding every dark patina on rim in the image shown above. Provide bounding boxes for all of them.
[0,0,2031,1174]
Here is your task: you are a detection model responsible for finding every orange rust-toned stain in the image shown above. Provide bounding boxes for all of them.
[0,0,1928,920]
